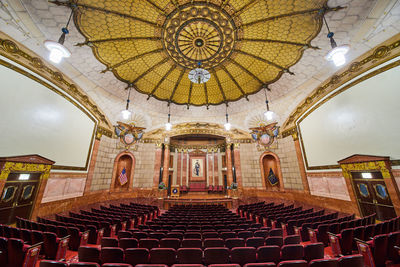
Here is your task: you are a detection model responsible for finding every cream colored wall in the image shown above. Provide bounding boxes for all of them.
[0,60,95,169]
[90,136,155,191]
[299,62,400,168]
[239,138,303,190]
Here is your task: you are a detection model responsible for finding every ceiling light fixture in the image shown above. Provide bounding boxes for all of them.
[188,62,211,84]
[165,104,172,131]
[44,9,74,64]
[323,15,349,67]
[121,87,132,120]
[224,104,231,131]
[263,87,275,121]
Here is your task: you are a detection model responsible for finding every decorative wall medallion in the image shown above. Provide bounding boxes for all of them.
[249,122,280,149]
[114,121,145,148]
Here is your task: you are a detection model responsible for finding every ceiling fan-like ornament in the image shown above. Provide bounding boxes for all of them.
[188,62,210,84]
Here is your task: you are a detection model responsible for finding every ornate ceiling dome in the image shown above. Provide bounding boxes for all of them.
[58,0,333,106]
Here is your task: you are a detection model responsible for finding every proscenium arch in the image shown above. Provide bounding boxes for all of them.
[259,151,284,191]
[111,151,136,191]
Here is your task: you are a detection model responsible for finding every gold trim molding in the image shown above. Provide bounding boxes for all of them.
[0,32,112,130]
[0,162,52,181]
[282,34,400,131]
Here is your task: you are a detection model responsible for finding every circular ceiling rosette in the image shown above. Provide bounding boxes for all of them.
[69,0,329,106]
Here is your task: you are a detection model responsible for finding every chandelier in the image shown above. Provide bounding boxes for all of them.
[188,62,210,84]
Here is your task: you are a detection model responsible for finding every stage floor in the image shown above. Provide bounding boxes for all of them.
[176,192,227,199]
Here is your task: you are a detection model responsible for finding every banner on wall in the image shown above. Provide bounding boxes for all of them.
[119,167,128,186]
[267,168,279,186]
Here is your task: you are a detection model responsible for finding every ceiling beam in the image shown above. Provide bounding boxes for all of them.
[187,82,193,104]
[211,69,227,102]
[242,7,323,28]
[143,0,167,15]
[150,64,177,96]
[203,82,209,106]
[102,48,163,72]
[169,68,186,101]
[220,65,246,96]
[73,2,160,28]
[230,58,265,85]
[132,57,169,84]
[76,36,161,47]
[237,38,319,49]
[234,49,294,75]
[234,0,258,16]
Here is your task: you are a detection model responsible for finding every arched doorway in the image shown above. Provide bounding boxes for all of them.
[260,152,284,191]
[111,151,135,192]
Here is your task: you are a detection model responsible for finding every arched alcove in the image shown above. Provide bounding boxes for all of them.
[260,151,284,191]
[111,151,135,192]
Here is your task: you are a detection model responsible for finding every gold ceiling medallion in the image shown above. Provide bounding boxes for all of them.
[162,3,237,70]
[57,0,337,106]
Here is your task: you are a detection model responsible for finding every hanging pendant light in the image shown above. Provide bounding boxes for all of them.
[121,87,132,120]
[263,87,275,121]
[165,104,172,131]
[224,104,231,131]
[323,15,349,67]
[188,62,211,84]
[44,9,73,64]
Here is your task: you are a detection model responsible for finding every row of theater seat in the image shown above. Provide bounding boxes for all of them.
[100,234,301,250]
[39,251,366,267]
[39,254,366,267]
[74,244,359,266]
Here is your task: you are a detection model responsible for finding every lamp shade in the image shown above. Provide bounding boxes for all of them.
[121,109,131,120]
[44,40,71,64]
[326,44,350,67]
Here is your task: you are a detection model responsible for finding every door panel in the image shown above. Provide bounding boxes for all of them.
[351,171,396,221]
[0,172,40,224]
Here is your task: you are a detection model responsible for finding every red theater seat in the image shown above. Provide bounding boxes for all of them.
[139,238,160,250]
[277,260,307,267]
[177,248,203,264]
[337,254,364,267]
[101,237,119,247]
[119,238,139,250]
[181,239,202,248]
[204,238,224,248]
[101,247,124,264]
[204,247,230,265]
[230,247,257,266]
[225,238,245,249]
[124,248,150,266]
[69,263,100,267]
[281,244,304,261]
[303,243,324,262]
[102,264,133,267]
[244,264,276,267]
[246,237,265,248]
[309,259,338,267]
[78,246,101,264]
[257,246,280,265]
[39,260,68,267]
[150,248,176,266]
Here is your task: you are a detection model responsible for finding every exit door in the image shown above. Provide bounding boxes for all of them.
[0,172,40,224]
[351,171,396,221]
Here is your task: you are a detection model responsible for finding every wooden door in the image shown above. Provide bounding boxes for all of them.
[351,171,396,220]
[0,172,40,224]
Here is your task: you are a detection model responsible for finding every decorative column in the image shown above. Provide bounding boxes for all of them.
[217,149,222,186]
[186,150,189,185]
[206,150,209,186]
[232,143,243,188]
[291,129,310,194]
[162,144,170,184]
[226,143,234,187]
[152,144,163,187]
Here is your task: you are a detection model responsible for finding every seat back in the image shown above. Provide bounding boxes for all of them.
[244,264,276,267]
[124,248,150,266]
[277,260,308,267]
[176,248,203,264]
[119,238,139,250]
[238,231,253,239]
[231,247,257,266]
[139,238,159,250]
[101,247,124,264]
[337,254,364,267]
[309,259,338,267]
[246,237,265,248]
[225,238,245,249]
[269,229,283,237]
[204,247,230,265]
[78,246,101,263]
[118,231,133,240]
[372,234,388,266]
[254,230,269,238]
[150,248,176,265]
[204,238,224,248]
[284,235,300,245]
[281,244,304,261]
[39,260,68,267]
[265,237,283,247]
[339,229,353,255]
[181,239,202,248]
[387,231,400,262]
[256,246,280,264]
[70,263,100,267]
[101,237,119,247]
[7,238,25,267]
[304,243,324,262]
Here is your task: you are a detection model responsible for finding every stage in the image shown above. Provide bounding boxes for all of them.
[163,193,234,209]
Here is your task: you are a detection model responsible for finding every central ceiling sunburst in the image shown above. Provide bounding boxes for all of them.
[54,0,342,106]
